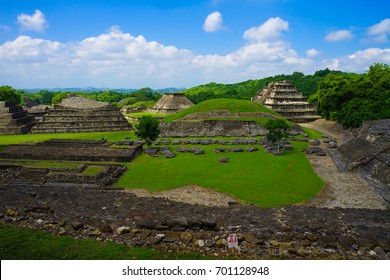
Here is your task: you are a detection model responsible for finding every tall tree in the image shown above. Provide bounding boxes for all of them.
[265,119,290,152]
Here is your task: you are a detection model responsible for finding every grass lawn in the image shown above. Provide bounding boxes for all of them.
[0,224,209,260]
[0,131,135,145]
[82,165,106,176]
[116,141,324,207]
[164,99,281,122]
[128,112,167,119]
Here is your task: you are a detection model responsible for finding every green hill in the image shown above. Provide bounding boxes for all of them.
[164,98,282,124]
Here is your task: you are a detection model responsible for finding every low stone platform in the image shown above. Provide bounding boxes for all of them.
[0,139,142,162]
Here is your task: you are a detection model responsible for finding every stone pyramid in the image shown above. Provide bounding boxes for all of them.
[252,80,321,123]
[0,101,35,134]
[151,93,194,114]
[31,96,133,133]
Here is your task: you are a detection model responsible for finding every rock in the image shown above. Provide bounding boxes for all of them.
[243,233,257,244]
[180,232,193,244]
[309,139,321,146]
[116,226,130,235]
[217,140,228,145]
[167,217,188,228]
[328,141,338,149]
[163,152,176,158]
[71,221,84,230]
[192,148,205,155]
[148,234,165,245]
[270,240,279,246]
[6,209,19,217]
[100,225,113,233]
[368,250,377,256]
[214,148,226,153]
[175,147,191,153]
[205,239,216,247]
[218,157,229,163]
[137,230,151,239]
[163,231,181,243]
[283,145,294,150]
[245,147,259,152]
[89,229,102,236]
[227,147,244,152]
[58,227,66,235]
[247,139,257,145]
[271,150,283,156]
[298,138,309,142]
[373,246,386,256]
[196,239,205,247]
[317,150,327,156]
[306,233,319,242]
[200,218,218,230]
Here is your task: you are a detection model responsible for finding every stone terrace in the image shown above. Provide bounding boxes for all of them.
[0,139,142,162]
[0,101,35,134]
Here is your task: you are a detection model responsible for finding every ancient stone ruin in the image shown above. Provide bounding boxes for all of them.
[150,93,194,114]
[329,119,390,204]
[31,96,133,133]
[0,139,142,162]
[0,101,35,135]
[252,80,321,123]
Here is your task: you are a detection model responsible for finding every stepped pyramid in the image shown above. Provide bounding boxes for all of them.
[150,93,194,114]
[0,101,35,134]
[252,80,321,123]
[32,96,133,133]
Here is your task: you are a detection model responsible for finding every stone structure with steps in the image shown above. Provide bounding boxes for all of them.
[252,80,321,123]
[31,96,132,133]
[0,101,35,134]
[0,139,143,162]
[150,93,194,114]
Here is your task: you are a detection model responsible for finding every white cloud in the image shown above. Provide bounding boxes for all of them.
[0,23,389,88]
[306,48,320,58]
[17,10,48,32]
[325,30,353,42]
[367,18,390,42]
[203,11,225,32]
[243,17,289,42]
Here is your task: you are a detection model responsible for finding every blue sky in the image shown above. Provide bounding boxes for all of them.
[0,0,389,88]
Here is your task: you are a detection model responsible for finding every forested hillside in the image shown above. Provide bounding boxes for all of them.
[183,69,348,104]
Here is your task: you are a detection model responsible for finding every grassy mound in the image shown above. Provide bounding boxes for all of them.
[164,98,281,122]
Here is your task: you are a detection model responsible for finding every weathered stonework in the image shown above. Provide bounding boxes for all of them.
[0,139,142,162]
[252,81,321,123]
[160,120,267,137]
[31,96,132,133]
[0,101,35,134]
[150,93,194,114]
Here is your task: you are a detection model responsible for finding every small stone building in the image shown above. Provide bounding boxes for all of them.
[150,93,194,114]
[0,101,35,134]
[31,96,133,133]
[252,81,321,123]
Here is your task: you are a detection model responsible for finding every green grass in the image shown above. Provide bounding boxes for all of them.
[0,131,135,145]
[128,100,156,109]
[301,127,323,139]
[82,165,106,176]
[164,98,281,122]
[128,112,167,119]
[115,141,324,207]
[0,224,209,260]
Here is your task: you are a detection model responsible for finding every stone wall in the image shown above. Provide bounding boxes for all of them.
[160,120,267,137]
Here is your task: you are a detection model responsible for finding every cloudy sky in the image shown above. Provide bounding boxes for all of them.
[0,0,389,89]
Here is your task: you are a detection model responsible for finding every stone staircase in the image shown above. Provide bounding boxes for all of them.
[0,101,35,134]
[31,105,132,134]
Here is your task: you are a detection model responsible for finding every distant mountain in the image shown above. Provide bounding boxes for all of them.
[21,87,186,94]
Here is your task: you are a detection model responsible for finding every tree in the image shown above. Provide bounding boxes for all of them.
[0,85,21,104]
[135,116,160,147]
[265,119,290,152]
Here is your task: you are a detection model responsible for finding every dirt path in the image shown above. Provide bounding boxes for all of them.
[125,185,242,207]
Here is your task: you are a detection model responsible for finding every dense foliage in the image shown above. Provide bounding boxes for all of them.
[135,115,160,146]
[0,85,22,104]
[183,69,345,104]
[265,119,291,150]
[309,63,390,127]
